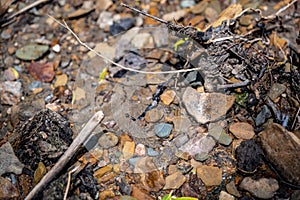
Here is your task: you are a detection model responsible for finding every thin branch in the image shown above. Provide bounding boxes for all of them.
[63,165,80,200]
[7,0,50,20]
[48,15,204,74]
[25,111,105,200]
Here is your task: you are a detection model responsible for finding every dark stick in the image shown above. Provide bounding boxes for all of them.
[121,3,168,24]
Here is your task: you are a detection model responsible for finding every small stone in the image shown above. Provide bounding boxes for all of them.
[208,123,232,146]
[99,189,115,200]
[134,157,158,173]
[154,123,173,138]
[16,44,49,60]
[0,142,24,176]
[219,191,235,200]
[141,170,165,192]
[160,90,176,105]
[0,81,22,105]
[131,185,155,200]
[54,74,68,87]
[164,171,186,189]
[3,67,19,81]
[173,133,189,148]
[162,9,187,21]
[226,180,241,197]
[94,164,113,179]
[267,83,286,101]
[88,42,115,59]
[28,81,42,92]
[239,15,253,26]
[135,143,146,156]
[229,122,255,140]
[110,18,136,36]
[52,44,60,53]
[179,135,216,156]
[98,132,119,149]
[1,28,13,39]
[194,152,209,162]
[0,177,19,199]
[168,165,178,174]
[123,141,135,160]
[180,0,196,8]
[147,148,159,157]
[196,165,222,186]
[182,87,235,124]
[239,177,279,199]
[145,108,163,123]
[255,105,272,126]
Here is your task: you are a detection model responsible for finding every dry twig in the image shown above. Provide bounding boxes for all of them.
[25,111,105,200]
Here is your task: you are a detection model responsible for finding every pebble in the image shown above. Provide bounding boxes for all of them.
[144,108,163,123]
[98,132,119,149]
[194,152,209,162]
[267,83,286,101]
[0,177,19,199]
[162,9,187,22]
[154,123,173,138]
[255,105,272,126]
[52,44,60,53]
[164,171,187,189]
[140,170,165,192]
[172,116,192,133]
[1,28,13,39]
[259,123,300,185]
[134,157,157,173]
[208,124,232,146]
[179,135,216,156]
[54,74,68,87]
[226,180,241,197]
[110,18,136,36]
[182,87,235,124]
[196,165,223,186]
[219,191,235,200]
[180,0,196,8]
[94,164,113,179]
[135,143,146,156]
[0,142,24,176]
[122,141,135,160]
[184,71,203,87]
[0,81,22,105]
[16,44,49,60]
[131,33,154,49]
[173,133,189,148]
[239,177,279,199]
[3,67,19,81]
[147,148,160,157]
[160,90,176,105]
[229,122,255,140]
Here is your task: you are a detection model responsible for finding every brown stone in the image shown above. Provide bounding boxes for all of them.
[164,171,187,189]
[140,170,165,192]
[258,123,300,185]
[0,177,19,199]
[229,122,255,140]
[196,165,222,186]
[131,185,155,200]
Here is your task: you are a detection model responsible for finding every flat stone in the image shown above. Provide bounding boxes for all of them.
[226,180,241,197]
[239,177,279,199]
[140,170,165,192]
[173,133,189,148]
[160,90,176,105]
[0,142,24,176]
[164,171,187,189]
[147,148,159,157]
[196,165,222,186]
[258,123,300,185]
[123,141,135,160]
[179,135,216,156]
[145,108,163,123]
[219,191,235,200]
[255,105,272,126]
[131,185,155,200]
[134,157,158,173]
[0,177,19,199]
[98,132,119,149]
[131,33,154,49]
[88,42,115,59]
[267,83,286,101]
[194,152,209,162]
[229,122,255,140]
[208,124,232,146]
[154,123,173,138]
[182,87,235,124]
[94,164,113,179]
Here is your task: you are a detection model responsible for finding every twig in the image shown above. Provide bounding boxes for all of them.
[63,165,80,200]
[25,110,105,200]
[48,15,204,74]
[7,0,50,20]
[121,3,168,24]
[217,80,250,90]
[291,107,300,130]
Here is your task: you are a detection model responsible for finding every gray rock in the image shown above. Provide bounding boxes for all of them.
[194,152,209,162]
[179,135,216,156]
[208,124,232,146]
[182,87,235,124]
[267,83,286,101]
[0,142,24,176]
[0,81,22,105]
[255,105,272,126]
[147,148,160,157]
[180,0,196,8]
[173,133,189,148]
[98,132,119,149]
[240,177,279,199]
[154,123,173,138]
